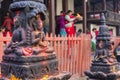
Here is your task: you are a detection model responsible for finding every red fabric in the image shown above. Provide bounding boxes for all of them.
[95,30,99,38]
[86,31,92,39]
[3,17,13,31]
[65,15,75,36]
[65,27,75,36]
[22,47,33,56]
[3,31,12,44]
[3,31,12,37]
[109,31,113,36]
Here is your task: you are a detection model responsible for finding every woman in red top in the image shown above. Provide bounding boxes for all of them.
[2,12,13,37]
[65,10,76,36]
[3,12,13,32]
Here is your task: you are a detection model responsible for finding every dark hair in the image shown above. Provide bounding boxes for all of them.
[60,11,64,13]
[92,28,96,31]
[118,43,120,46]
[38,12,45,21]
[66,10,72,14]
[5,11,10,16]
[109,29,113,31]
[111,41,114,45]
[78,29,82,33]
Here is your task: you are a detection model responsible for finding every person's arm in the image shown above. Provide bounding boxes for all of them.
[3,19,7,27]
[31,32,40,44]
[10,19,13,26]
[14,29,27,47]
[65,15,75,22]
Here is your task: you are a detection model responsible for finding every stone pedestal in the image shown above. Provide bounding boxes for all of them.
[84,62,120,80]
[91,62,118,73]
[1,53,58,79]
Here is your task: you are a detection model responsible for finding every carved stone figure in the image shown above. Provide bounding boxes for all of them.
[1,0,60,79]
[85,13,119,80]
[3,0,54,56]
[94,40,116,64]
[31,13,54,55]
[4,16,28,56]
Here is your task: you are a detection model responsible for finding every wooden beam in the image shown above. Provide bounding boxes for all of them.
[118,0,120,13]
[87,0,91,11]
[82,0,87,33]
[113,0,117,12]
[102,0,106,11]
[117,0,119,12]
[49,0,56,35]
[62,0,68,12]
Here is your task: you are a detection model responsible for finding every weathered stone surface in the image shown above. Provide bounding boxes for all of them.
[1,54,58,79]
[85,70,120,80]
[68,74,80,80]
[84,13,120,80]
[2,53,56,63]
[91,63,118,73]
[1,0,72,79]
[47,72,71,80]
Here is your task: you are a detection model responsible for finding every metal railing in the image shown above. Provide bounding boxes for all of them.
[87,10,120,23]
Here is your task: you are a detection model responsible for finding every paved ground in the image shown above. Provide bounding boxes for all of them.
[80,77,87,80]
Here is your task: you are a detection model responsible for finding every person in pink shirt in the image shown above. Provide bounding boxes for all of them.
[95,30,99,39]
[3,12,13,32]
[57,11,67,37]
[109,29,113,36]
[2,12,13,37]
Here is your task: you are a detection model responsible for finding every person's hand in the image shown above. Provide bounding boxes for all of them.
[75,16,79,20]
[76,13,83,20]
[76,13,80,17]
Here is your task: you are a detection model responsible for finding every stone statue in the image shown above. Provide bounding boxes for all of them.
[84,13,119,80]
[4,16,28,56]
[4,0,53,56]
[1,1,60,79]
[92,13,116,64]
[94,40,116,64]
[31,13,54,55]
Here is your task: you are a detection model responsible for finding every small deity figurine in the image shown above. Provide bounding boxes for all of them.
[31,14,54,55]
[4,16,29,56]
[94,40,116,64]
[94,40,107,63]
[4,11,54,56]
